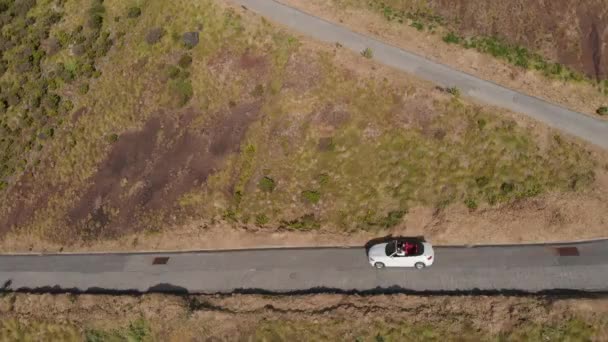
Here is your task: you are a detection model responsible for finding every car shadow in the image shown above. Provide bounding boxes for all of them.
[364,235,427,254]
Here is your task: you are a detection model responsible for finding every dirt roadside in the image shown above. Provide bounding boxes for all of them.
[1,293,608,340]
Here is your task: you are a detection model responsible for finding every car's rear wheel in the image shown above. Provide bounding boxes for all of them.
[374,262,385,269]
[414,262,426,269]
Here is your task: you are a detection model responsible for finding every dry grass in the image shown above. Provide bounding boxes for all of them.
[1,293,608,341]
[0,0,606,249]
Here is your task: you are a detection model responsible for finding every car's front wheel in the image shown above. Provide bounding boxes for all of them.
[374,262,385,269]
[414,262,426,269]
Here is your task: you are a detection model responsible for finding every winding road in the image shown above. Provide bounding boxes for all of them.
[1,240,608,294]
[231,0,608,149]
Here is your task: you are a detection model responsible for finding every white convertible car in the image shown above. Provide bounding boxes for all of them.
[367,238,434,269]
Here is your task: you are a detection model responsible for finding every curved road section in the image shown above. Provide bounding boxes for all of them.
[1,241,608,294]
[232,0,608,149]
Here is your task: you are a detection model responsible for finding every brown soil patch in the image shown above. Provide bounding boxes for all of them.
[67,103,262,239]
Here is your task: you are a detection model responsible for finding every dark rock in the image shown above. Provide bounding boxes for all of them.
[182,31,199,48]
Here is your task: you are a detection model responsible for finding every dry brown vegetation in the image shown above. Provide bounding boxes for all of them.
[1,293,608,341]
[0,0,607,252]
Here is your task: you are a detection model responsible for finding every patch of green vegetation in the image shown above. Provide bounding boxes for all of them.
[301,190,321,204]
[258,176,276,192]
[281,213,320,230]
[84,318,151,342]
[127,6,142,19]
[255,213,269,225]
[597,106,608,116]
[446,86,460,97]
[168,78,193,107]
[361,47,373,59]
[0,319,80,342]
[444,33,589,82]
[366,1,443,29]
[178,53,192,68]
[464,198,478,210]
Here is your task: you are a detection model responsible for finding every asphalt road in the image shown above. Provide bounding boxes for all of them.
[1,240,607,294]
[231,0,608,149]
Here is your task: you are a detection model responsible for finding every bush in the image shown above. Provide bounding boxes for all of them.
[361,47,373,59]
[106,133,118,143]
[166,65,180,79]
[42,93,60,110]
[145,27,165,45]
[88,14,103,30]
[597,106,608,116]
[410,21,423,31]
[178,53,192,68]
[317,173,329,186]
[169,78,193,107]
[282,214,320,230]
[255,214,269,225]
[378,210,406,228]
[258,176,276,192]
[127,7,141,18]
[79,83,89,94]
[302,190,321,204]
[443,32,461,44]
[446,87,460,97]
[464,198,478,209]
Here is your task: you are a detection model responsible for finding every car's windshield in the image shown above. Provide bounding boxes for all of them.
[385,241,396,256]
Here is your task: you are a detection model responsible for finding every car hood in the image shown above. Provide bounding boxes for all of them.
[368,243,388,259]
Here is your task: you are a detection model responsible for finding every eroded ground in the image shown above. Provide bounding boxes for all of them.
[1,293,608,340]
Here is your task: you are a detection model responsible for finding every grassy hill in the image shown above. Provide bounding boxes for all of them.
[0,0,604,247]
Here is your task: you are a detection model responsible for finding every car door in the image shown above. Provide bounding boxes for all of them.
[394,254,416,267]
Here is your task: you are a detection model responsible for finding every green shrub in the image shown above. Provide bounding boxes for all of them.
[178,54,192,68]
[446,87,460,97]
[255,214,269,225]
[317,173,329,186]
[258,176,276,192]
[475,176,490,187]
[106,133,118,143]
[302,190,321,204]
[88,14,103,30]
[464,198,478,209]
[443,32,461,44]
[78,83,89,94]
[378,210,406,228]
[127,6,141,18]
[166,65,180,79]
[597,106,608,116]
[361,47,373,59]
[169,78,193,107]
[410,21,424,31]
[42,93,60,110]
[282,214,320,230]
